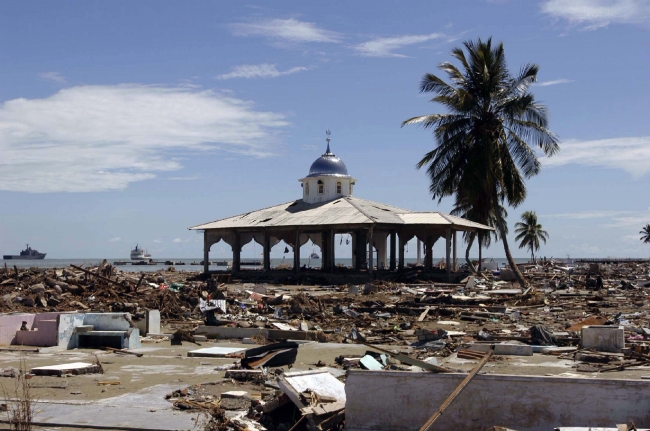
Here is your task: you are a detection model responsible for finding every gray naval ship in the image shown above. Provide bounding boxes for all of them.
[3,244,46,260]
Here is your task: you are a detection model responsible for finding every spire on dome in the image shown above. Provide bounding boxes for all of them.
[307,129,349,178]
[325,129,332,155]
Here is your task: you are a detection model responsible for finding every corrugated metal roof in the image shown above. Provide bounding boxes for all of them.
[189,196,494,231]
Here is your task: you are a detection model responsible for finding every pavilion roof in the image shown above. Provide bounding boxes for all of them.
[189,196,494,232]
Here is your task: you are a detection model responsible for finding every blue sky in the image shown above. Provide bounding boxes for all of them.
[1,0,649,259]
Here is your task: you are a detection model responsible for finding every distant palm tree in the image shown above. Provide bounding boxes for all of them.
[640,224,650,245]
[514,211,549,263]
[403,37,559,287]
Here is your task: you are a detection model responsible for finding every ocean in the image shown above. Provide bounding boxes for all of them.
[4,257,536,272]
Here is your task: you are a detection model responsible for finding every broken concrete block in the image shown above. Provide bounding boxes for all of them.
[581,325,625,353]
[220,391,251,410]
[31,362,102,376]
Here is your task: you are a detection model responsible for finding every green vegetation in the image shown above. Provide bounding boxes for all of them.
[514,211,549,263]
[640,224,650,245]
[403,37,559,286]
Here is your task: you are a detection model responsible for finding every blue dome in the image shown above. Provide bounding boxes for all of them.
[307,144,350,177]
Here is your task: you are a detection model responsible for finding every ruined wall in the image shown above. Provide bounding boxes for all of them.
[345,371,650,431]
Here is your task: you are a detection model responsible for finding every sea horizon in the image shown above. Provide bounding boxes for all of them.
[4,255,647,273]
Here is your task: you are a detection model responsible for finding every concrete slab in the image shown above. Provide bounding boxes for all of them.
[31,362,101,376]
[187,346,248,358]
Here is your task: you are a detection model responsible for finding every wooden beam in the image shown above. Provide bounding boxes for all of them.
[419,346,494,431]
[71,264,122,289]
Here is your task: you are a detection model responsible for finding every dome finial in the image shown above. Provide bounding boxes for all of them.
[325,129,331,154]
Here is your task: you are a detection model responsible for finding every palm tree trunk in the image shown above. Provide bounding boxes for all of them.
[500,226,528,288]
[466,233,476,273]
[478,231,482,272]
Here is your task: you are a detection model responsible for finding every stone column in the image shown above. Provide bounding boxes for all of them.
[398,233,405,271]
[293,228,300,274]
[368,228,374,276]
[330,229,335,273]
[389,231,396,271]
[263,231,271,272]
[453,231,457,271]
[321,230,330,272]
[446,228,452,281]
[203,231,210,276]
[232,231,241,273]
[425,237,434,271]
[351,233,356,269]
[417,238,422,265]
[355,230,368,270]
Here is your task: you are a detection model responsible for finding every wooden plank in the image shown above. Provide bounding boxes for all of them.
[419,346,494,431]
[418,307,430,322]
[70,264,123,289]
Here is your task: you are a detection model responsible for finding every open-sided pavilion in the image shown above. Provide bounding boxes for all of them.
[189,137,493,280]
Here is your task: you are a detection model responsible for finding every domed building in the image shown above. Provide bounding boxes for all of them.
[190,133,493,280]
[299,140,356,204]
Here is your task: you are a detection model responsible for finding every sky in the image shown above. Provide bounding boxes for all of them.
[0,0,649,260]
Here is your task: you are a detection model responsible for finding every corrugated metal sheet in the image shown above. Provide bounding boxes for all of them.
[189,196,494,231]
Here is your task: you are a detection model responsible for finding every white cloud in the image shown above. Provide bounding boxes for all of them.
[541,0,650,29]
[543,208,650,228]
[230,18,341,44]
[355,33,445,58]
[153,239,163,243]
[542,210,636,219]
[217,64,307,80]
[172,238,183,243]
[108,237,121,242]
[0,84,288,193]
[534,78,574,86]
[39,72,66,83]
[544,136,650,177]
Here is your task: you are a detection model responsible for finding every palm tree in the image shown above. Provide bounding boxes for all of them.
[402,37,559,287]
[514,211,548,263]
[640,224,650,245]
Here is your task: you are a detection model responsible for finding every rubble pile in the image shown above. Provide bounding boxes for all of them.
[0,262,203,319]
[3,260,649,367]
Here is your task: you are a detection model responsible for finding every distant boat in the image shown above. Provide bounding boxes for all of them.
[310,252,320,260]
[130,245,152,261]
[3,244,46,260]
